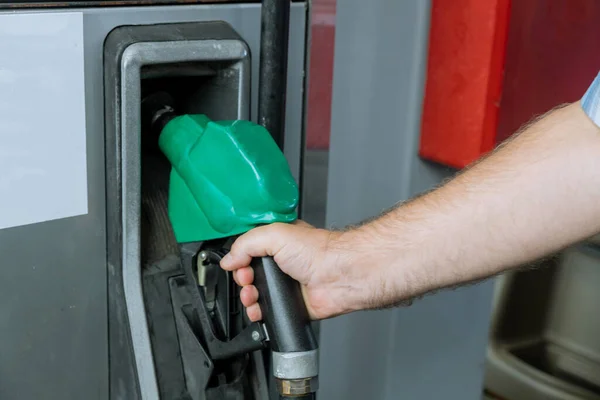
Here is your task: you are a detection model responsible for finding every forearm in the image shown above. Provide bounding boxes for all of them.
[345,102,600,306]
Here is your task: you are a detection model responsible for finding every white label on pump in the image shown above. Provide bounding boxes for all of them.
[0,12,87,230]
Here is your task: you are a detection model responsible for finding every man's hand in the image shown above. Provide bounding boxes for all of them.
[219,221,375,321]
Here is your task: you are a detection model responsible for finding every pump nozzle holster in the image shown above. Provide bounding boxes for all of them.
[145,94,319,397]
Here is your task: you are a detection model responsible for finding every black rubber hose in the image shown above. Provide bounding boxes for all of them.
[258,0,291,149]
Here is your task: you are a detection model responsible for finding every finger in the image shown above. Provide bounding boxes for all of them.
[240,285,259,307]
[236,267,254,286]
[246,303,263,322]
[221,224,287,271]
[232,270,241,286]
[221,250,250,271]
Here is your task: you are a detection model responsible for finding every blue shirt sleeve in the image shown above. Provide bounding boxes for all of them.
[581,72,600,126]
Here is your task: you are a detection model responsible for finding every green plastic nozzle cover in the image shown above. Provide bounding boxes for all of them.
[158,114,299,243]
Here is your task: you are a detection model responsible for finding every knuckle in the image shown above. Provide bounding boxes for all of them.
[230,235,247,254]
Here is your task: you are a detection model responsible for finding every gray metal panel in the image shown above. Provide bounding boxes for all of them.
[85,4,306,182]
[0,17,108,400]
[0,5,306,400]
[321,1,495,399]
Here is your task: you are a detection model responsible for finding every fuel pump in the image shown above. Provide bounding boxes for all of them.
[0,0,314,398]
[141,91,319,399]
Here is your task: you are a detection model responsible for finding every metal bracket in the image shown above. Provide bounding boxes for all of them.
[176,242,268,361]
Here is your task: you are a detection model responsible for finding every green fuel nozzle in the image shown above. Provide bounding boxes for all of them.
[142,93,299,243]
[142,92,319,397]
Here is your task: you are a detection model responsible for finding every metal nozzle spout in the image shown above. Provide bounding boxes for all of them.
[141,91,177,150]
[272,349,319,397]
[276,377,319,398]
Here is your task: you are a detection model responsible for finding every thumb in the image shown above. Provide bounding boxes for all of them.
[220,223,288,271]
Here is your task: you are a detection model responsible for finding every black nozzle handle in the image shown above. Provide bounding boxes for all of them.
[252,256,318,353]
[252,256,319,382]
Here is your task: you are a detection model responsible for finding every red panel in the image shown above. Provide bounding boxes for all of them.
[419,0,600,169]
[496,0,600,143]
[419,0,511,169]
[305,0,336,150]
